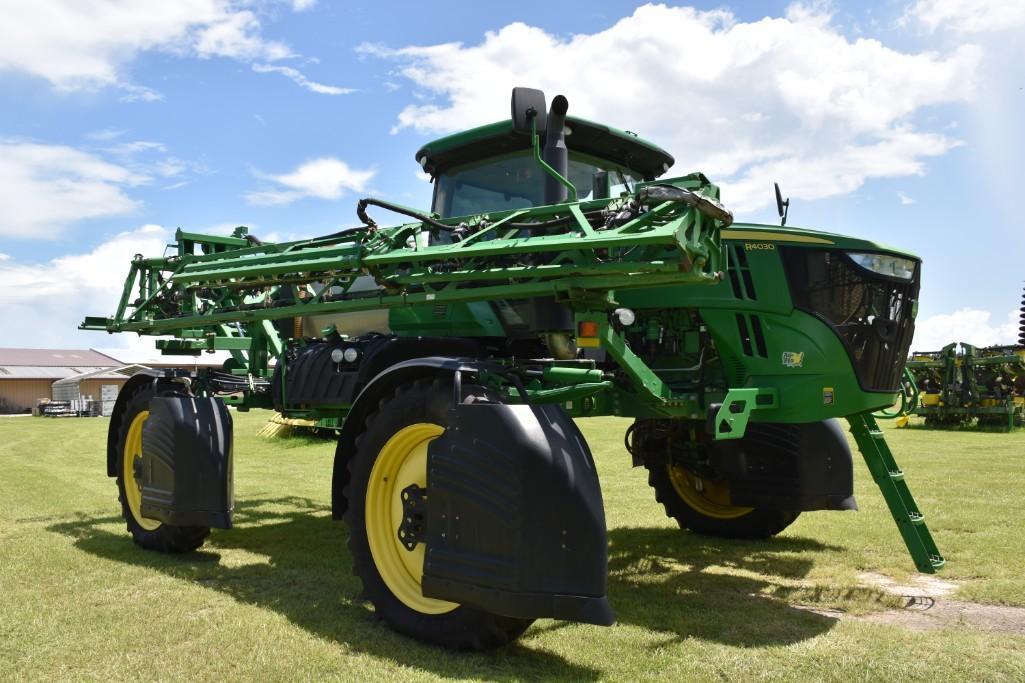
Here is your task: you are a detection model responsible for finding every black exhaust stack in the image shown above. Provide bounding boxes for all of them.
[542,95,570,205]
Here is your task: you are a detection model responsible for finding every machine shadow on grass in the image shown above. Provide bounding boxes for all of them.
[50,499,840,674]
[49,497,597,680]
[606,527,843,647]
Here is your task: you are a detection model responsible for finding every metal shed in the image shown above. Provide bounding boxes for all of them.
[0,348,124,413]
[50,365,146,416]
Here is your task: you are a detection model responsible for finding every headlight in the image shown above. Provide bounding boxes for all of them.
[332,346,361,364]
[613,307,636,327]
[847,252,916,280]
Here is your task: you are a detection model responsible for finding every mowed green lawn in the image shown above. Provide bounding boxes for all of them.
[1,412,1023,681]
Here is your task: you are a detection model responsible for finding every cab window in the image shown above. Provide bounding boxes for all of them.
[433,150,640,218]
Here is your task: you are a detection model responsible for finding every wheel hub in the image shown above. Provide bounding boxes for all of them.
[364,422,457,614]
[132,455,144,489]
[397,483,426,551]
[667,465,752,519]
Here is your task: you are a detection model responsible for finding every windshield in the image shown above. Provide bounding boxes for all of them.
[432,151,641,218]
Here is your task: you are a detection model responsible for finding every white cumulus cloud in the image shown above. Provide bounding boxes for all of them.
[0,224,172,348]
[0,138,210,239]
[362,3,979,212]
[246,158,375,205]
[0,141,148,239]
[901,0,1025,34]
[912,308,1021,352]
[0,0,332,98]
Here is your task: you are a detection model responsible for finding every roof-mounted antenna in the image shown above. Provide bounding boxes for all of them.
[774,182,790,227]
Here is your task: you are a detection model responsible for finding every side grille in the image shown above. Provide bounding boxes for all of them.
[726,244,758,301]
[726,356,748,386]
[735,313,768,358]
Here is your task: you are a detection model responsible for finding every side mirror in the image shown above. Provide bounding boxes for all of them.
[774,182,790,227]
[511,87,547,134]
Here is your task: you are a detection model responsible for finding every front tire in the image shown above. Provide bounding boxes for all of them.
[114,384,209,553]
[632,420,799,539]
[345,376,533,649]
[646,463,800,539]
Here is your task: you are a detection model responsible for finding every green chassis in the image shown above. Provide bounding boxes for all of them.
[84,122,944,574]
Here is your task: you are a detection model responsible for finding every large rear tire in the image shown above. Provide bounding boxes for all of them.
[645,462,800,539]
[345,376,533,649]
[113,384,210,553]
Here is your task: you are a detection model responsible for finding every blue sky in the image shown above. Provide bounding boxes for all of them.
[0,0,1022,350]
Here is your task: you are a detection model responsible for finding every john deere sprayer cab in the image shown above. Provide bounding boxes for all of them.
[84,88,943,649]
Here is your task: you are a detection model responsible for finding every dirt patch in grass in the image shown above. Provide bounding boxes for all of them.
[794,572,1025,634]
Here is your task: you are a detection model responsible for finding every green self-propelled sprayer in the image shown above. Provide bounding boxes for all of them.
[83,88,943,649]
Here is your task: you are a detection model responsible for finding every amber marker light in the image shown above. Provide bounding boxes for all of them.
[577,320,601,347]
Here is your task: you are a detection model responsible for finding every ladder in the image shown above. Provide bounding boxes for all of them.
[847,412,946,573]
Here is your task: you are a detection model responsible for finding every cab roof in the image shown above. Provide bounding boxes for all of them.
[415,117,675,180]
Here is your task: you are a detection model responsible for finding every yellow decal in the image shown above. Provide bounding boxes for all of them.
[743,242,775,251]
[781,351,805,368]
[721,229,834,245]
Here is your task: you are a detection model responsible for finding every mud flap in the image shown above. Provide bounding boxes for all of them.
[140,396,233,528]
[421,402,614,626]
[711,419,857,511]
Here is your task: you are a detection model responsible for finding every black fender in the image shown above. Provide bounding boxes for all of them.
[354,337,482,391]
[141,396,233,529]
[106,369,175,477]
[422,400,613,625]
[272,336,482,411]
[711,419,857,511]
[331,356,476,519]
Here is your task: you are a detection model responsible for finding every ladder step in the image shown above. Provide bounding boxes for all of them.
[848,412,944,574]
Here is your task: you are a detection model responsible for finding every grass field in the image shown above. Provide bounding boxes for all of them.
[1,412,1024,681]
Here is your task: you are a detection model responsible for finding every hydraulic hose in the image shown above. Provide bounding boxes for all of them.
[505,210,604,231]
[357,197,454,232]
[640,184,733,226]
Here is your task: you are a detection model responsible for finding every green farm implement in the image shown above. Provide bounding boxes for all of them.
[84,88,943,648]
[881,341,1025,430]
[876,287,1025,430]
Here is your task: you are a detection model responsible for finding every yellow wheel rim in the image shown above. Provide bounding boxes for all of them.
[365,423,457,615]
[667,465,752,520]
[123,411,161,531]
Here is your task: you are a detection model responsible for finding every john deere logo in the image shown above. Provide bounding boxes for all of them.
[782,351,804,368]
